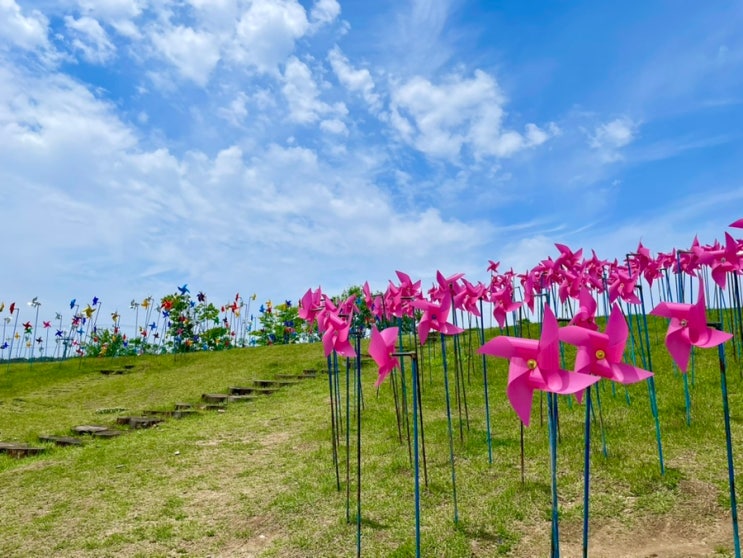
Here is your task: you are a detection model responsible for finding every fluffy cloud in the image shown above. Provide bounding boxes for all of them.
[310,0,341,28]
[64,16,116,64]
[231,0,309,74]
[151,25,222,86]
[328,46,381,112]
[389,70,554,160]
[282,56,346,123]
[0,0,49,52]
[589,116,639,162]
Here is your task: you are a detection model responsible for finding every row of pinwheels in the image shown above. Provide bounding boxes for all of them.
[301,219,743,558]
[0,288,286,359]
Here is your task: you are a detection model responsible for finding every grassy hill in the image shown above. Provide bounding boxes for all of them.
[0,319,741,557]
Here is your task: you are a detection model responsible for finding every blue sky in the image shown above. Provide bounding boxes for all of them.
[1,0,743,327]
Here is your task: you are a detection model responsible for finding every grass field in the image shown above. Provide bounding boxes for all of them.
[0,316,741,557]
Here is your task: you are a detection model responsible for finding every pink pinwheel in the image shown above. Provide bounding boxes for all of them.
[560,304,653,384]
[299,287,325,331]
[569,287,598,331]
[554,243,583,271]
[411,294,463,345]
[454,278,485,316]
[607,264,641,305]
[478,304,600,425]
[489,282,522,329]
[321,310,356,358]
[369,326,400,387]
[730,219,743,229]
[583,249,608,292]
[386,270,422,318]
[694,233,740,290]
[650,277,733,372]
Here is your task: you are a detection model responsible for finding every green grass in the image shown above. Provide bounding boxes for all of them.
[0,316,742,556]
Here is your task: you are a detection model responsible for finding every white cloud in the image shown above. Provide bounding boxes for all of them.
[320,118,348,135]
[389,70,554,160]
[590,117,637,149]
[0,0,49,52]
[230,0,309,74]
[328,46,381,112]
[218,92,250,127]
[151,25,221,86]
[310,0,340,26]
[75,0,144,39]
[282,56,346,123]
[589,116,639,162]
[64,16,116,64]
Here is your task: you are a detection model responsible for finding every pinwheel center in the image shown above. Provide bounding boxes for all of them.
[595,349,606,360]
[680,319,688,327]
[527,359,538,370]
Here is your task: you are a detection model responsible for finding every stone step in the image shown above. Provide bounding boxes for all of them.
[0,442,46,458]
[228,394,258,403]
[203,404,226,411]
[202,393,230,404]
[301,369,318,378]
[174,402,193,410]
[142,409,173,418]
[173,409,198,419]
[115,416,163,429]
[38,435,83,447]
[253,379,298,388]
[93,429,124,438]
[229,386,277,396]
[73,425,110,435]
[73,425,124,438]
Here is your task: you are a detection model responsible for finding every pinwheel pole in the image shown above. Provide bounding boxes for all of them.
[1,317,8,361]
[397,321,413,466]
[28,298,41,367]
[478,298,494,464]
[582,387,592,558]
[354,326,364,558]
[7,305,20,370]
[713,323,741,558]
[439,333,459,525]
[394,350,422,558]
[327,353,341,491]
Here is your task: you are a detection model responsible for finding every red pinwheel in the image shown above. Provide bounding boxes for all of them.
[369,326,400,387]
[9,302,16,314]
[479,304,599,425]
[560,304,653,384]
[22,321,32,333]
[650,277,732,372]
[43,321,51,328]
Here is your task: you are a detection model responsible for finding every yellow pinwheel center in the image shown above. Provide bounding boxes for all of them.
[527,359,538,370]
[595,349,606,360]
